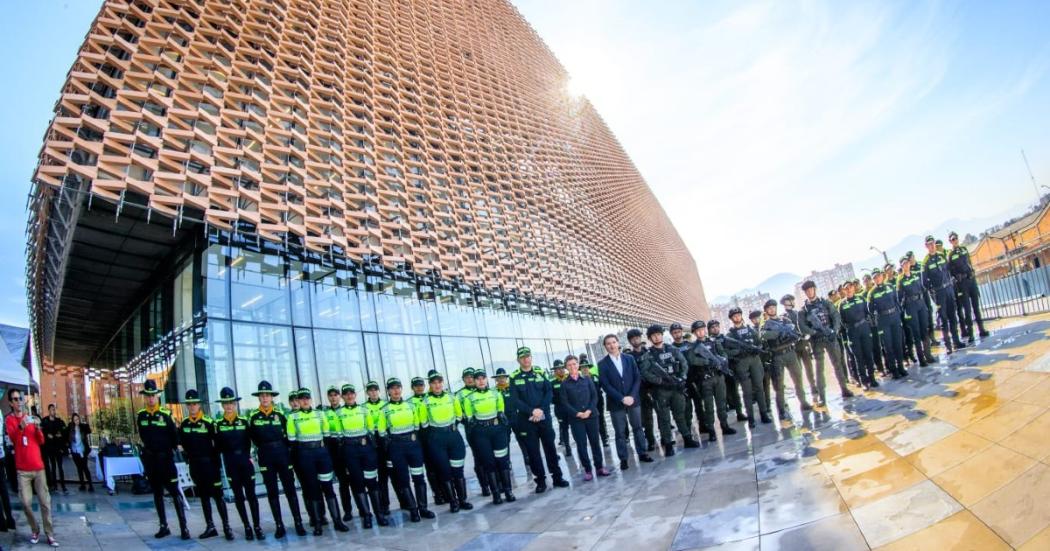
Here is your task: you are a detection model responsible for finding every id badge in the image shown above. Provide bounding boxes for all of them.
[22,436,27,447]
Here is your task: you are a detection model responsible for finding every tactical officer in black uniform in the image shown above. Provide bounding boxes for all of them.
[686,321,737,441]
[509,346,569,493]
[781,295,819,405]
[923,235,967,353]
[760,301,811,419]
[136,380,190,540]
[708,320,747,423]
[215,387,264,540]
[839,281,878,389]
[898,258,936,366]
[178,389,232,540]
[625,328,656,452]
[726,307,771,426]
[246,381,306,538]
[948,231,989,342]
[670,322,706,436]
[640,325,699,456]
[799,281,854,401]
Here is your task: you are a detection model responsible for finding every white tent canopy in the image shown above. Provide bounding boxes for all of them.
[0,337,31,387]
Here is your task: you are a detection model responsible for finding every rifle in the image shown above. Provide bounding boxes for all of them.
[805,307,837,340]
[690,341,733,378]
[723,335,763,356]
[764,317,801,345]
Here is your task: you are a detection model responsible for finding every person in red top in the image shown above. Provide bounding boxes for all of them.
[4,388,57,547]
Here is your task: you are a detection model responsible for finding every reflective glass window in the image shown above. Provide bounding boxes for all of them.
[231,322,296,410]
[311,283,362,330]
[434,303,479,337]
[363,332,383,383]
[230,251,290,324]
[521,338,552,371]
[293,328,320,399]
[441,336,485,381]
[548,339,571,364]
[313,329,367,394]
[377,334,434,390]
[203,320,235,408]
[289,264,311,326]
[486,338,519,377]
[374,292,429,335]
[204,244,229,319]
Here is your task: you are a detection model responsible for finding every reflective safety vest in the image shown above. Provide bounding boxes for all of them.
[364,399,387,435]
[381,400,421,435]
[422,392,462,427]
[336,403,381,437]
[463,387,503,421]
[287,409,329,443]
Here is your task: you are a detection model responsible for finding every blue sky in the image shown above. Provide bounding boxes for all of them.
[1,1,1049,329]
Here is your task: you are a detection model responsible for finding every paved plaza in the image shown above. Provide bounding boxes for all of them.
[5,314,1050,550]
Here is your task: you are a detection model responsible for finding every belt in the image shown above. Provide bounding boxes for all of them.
[846,320,869,329]
[878,308,899,316]
[341,436,372,446]
[933,282,952,292]
[388,433,417,441]
[297,440,324,449]
[258,440,287,449]
[904,294,924,303]
[430,425,458,432]
[474,418,500,426]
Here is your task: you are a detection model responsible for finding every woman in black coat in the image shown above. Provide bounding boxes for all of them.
[67,413,94,492]
[557,356,610,480]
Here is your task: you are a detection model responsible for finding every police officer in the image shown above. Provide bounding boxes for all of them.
[898,257,937,366]
[550,360,570,456]
[324,386,354,523]
[364,381,392,517]
[247,381,306,538]
[287,388,350,535]
[839,281,878,389]
[462,370,516,504]
[214,387,263,540]
[509,346,570,492]
[456,368,490,498]
[863,274,888,375]
[923,235,968,353]
[671,322,706,437]
[781,295,819,405]
[726,307,771,426]
[751,310,776,416]
[380,378,435,522]
[178,389,232,540]
[334,383,388,528]
[685,321,736,441]
[948,231,989,342]
[760,300,812,419]
[412,376,446,507]
[580,354,609,447]
[420,369,473,513]
[799,281,855,402]
[495,367,531,474]
[625,328,656,452]
[136,380,189,540]
[708,320,747,423]
[640,325,699,456]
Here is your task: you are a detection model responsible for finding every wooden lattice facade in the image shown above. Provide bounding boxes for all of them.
[30,0,707,339]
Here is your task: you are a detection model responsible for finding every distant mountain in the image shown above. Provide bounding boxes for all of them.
[712,272,801,305]
[853,202,1032,273]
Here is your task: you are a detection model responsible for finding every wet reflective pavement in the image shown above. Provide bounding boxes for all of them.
[4,315,1050,550]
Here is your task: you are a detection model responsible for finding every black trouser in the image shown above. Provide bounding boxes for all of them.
[340,436,379,493]
[224,453,261,530]
[811,338,850,398]
[568,417,603,472]
[424,426,466,483]
[903,299,934,363]
[142,450,186,529]
[697,374,728,431]
[517,415,563,482]
[876,313,905,376]
[71,452,93,489]
[555,412,570,449]
[326,438,352,517]
[732,355,767,419]
[724,374,744,417]
[640,387,656,449]
[846,323,877,385]
[463,425,487,489]
[508,420,531,474]
[687,384,706,433]
[296,445,338,502]
[870,323,885,372]
[594,389,609,444]
[0,459,13,525]
[955,277,986,338]
[386,434,425,491]
[932,285,963,347]
[188,458,228,528]
[472,421,511,473]
[44,449,66,491]
[257,444,302,527]
[796,341,818,399]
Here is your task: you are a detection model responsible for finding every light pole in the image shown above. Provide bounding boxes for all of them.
[870,245,889,266]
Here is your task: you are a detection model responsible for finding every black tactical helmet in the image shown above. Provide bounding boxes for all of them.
[646,324,664,337]
[707,319,720,330]
[764,299,778,310]
[780,294,794,305]
[669,322,684,332]
[626,328,643,339]
[690,320,705,332]
[728,307,743,318]
[749,310,762,320]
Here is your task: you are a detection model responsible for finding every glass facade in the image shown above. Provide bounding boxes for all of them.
[104,241,633,412]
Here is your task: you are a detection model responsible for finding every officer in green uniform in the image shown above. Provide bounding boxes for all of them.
[287,388,350,535]
[324,386,353,522]
[898,257,936,366]
[214,387,263,540]
[510,346,570,492]
[286,389,317,527]
[760,301,812,419]
[868,268,908,379]
[380,378,435,522]
[455,368,491,497]
[685,322,735,441]
[136,380,189,540]
[639,325,698,456]
[178,389,232,540]
[421,370,473,512]
[412,376,447,507]
[334,383,388,528]
[947,231,989,342]
[726,308,771,426]
[495,367,530,474]
[363,381,391,516]
[247,381,306,538]
[462,370,516,504]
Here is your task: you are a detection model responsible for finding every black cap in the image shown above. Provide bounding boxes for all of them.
[646,324,664,337]
[251,380,279,397]
[948,231,958,239]
[925,235,936,244]
[140,380,161,396]
[427,369,443,382]
[669,322,684,331]
[365,380,380,391]
[764,299,778,310]
[801,280,816,291]
[626,328,642,339]
[386,377,402,389]
[690,320,706,332]
[341,384,356,394]
[298,387,312,398]
[474,370,488,379]
[216,387,241,403]
[728,307,743,318]
[780,294,794,305]
[495,368,508,377]
[411,377,426,386]
[183,389,202,404]
[553,359,565,369]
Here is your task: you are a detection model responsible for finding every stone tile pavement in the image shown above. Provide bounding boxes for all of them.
[3,314,1050,550]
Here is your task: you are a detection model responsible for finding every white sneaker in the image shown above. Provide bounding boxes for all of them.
[48,537,59,547]
[30,532,40,544]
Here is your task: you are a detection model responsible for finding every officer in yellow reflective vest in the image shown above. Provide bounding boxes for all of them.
[421,369,473,513]
[463,370,517,505]
[324,386,353,523]
[456,368,491,497]
[412,376,447,507]
[334,383,389,528]
[380,378,435,522]
[363,380,391,516]
[286,388,350,535]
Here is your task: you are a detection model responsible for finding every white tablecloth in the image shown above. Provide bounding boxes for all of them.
[94,455,144,492]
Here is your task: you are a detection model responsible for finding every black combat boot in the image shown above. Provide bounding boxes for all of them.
[174,495,190,540]
[488,472,503,505]
[368,488,390,526]
[446,481,460,513]
[326,494,350,532]
[663,443,675,457]
[199,524,218,539]
[355,492,373,529]
[414,480,436,519]
[453,478,473,510]
[397,487,420,523]
[721,423,738,436]
[310,501,323,536]
[499,470,516,502]
[534,477,547,494]
[684,436,701,448]
[479,472,491,497]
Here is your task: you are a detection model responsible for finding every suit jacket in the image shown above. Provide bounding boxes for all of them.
[598,353,641,410]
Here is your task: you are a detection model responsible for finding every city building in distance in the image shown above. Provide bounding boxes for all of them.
[709,291,773,325]
[25,0,706,405]
[794,263,857,301]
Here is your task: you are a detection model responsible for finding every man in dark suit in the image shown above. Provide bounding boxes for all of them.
[598,334,654,470]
